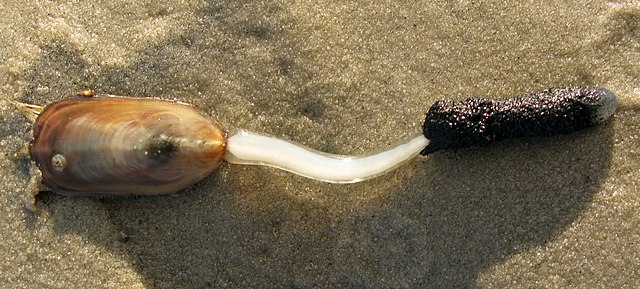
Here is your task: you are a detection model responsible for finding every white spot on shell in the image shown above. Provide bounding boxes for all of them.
[51,154,67,172]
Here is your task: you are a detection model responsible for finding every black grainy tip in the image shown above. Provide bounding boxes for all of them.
[420,86,617,155]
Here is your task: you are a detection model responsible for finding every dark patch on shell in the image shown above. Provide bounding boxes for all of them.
[146,135,180,166]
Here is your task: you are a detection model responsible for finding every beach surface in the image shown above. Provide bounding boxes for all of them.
[1,1,639,288]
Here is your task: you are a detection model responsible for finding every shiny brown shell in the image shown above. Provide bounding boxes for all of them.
[30,96,227,196]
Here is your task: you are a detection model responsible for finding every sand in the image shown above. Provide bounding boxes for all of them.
[1,0,638,288]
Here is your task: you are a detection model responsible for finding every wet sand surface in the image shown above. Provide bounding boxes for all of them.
[1,1,639,288]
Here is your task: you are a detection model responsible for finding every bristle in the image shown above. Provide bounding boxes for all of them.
[2,96,44,123]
